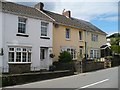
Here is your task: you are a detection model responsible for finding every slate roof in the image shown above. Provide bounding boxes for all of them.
[1,1,52,21]
[1,1,107,35]
[43,10,107,35]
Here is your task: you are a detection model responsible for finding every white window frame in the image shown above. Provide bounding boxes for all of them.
[8,47,15,62]
[41,21,49,37]
[61,47,76,60]
[66,28,70,40]
[79,47,83,55]
[18,17,27,34]
[8,47,32,63]
[90,49,100,59]
[91,34,98,42]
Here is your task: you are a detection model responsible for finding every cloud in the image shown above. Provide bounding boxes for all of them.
[98,16,118,21]
[6,0,118,22]
[53,2,118,21]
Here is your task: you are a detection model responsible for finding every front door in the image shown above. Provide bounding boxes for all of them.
[40,47,48,69]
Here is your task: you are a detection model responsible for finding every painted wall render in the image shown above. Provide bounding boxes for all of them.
[2,12,53,72]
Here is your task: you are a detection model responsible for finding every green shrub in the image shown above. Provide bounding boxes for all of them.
[111,45,120,54]
[58,51,72,63]
[105,56,113,61]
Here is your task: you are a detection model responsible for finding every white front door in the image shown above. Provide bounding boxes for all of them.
[40,48,48,69]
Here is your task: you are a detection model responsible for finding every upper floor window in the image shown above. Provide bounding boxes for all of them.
[66,28,70,39]
[91,34,98,42]
[41,22,49,36]
[18,17,27,34]
[79,31,82,40]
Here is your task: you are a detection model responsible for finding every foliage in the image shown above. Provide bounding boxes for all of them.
[105,56,113,60]
[108,33,120,54]
[58,51,72,63]
[111,45,120,54]
[110,38,120,45]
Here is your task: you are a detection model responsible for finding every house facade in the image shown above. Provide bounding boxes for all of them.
[0,2,53,73]
[42,4,107,61]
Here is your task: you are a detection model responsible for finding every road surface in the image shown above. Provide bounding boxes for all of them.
[4,67,119,89]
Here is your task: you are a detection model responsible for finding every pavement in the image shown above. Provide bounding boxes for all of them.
[3,66,119,89]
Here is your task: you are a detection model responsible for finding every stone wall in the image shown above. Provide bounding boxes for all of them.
[2,70,74,87]
[9,63,31,74]
[82,61,104,72]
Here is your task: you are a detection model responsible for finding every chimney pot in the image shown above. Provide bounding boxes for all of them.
[34,2,44,11]
[62,10,71,18]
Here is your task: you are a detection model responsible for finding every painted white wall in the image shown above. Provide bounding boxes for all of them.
[2,12,53,72]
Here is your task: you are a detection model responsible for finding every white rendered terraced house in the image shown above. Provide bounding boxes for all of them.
[0,2,53,73]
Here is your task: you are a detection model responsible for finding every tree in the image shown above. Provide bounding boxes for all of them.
[111,45,120,54]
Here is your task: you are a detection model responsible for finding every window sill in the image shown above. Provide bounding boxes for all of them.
[66,39,71,41]
[8,62,31,64]
[16,33,29,37]
[79,40,84,42]
[40,37,50,39]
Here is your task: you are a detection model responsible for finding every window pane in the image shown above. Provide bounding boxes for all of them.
[16,52,21,62]
[22,52,26,62]
[28,53,31,62]
[18,17,26,34]
[94,50,97,58]
[66,29,70,39]
[41,22,48,26]
[9,48,14,51]
[71,49,73,59]
[9,52,14,62]
[40,48,45,60]
[67,48,70,52]
[97,50,99,58]
[90,50,93,58]
[23,48,27,51]
[73,49,76,58]
[16,48,21,51]
[41,22,48,36]
[79,31,82,40]
[41,27,47,36]
[80,49,82,55]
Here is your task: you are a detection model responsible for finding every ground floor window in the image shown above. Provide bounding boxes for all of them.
[61,47,76,60]
[8,47,32,62]
[90,49,100,59]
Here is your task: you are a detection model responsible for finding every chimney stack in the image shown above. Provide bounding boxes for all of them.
[34,2,44,11]
[62,10,71,18]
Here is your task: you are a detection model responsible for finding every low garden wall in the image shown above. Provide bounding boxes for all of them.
[2,70,74,87]
[111,55,120,67]
[82,61,104,72]
[53,61,104,73]
[9,63,31,74]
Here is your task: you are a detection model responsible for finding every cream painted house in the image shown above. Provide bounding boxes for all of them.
[42,4,107,61]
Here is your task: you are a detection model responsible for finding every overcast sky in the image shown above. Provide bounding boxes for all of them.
[6,0,119,35]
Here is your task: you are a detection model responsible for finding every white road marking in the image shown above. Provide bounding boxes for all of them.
[80,79,109,88]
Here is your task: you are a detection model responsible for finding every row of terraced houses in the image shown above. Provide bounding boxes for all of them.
[0,1,107,73]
